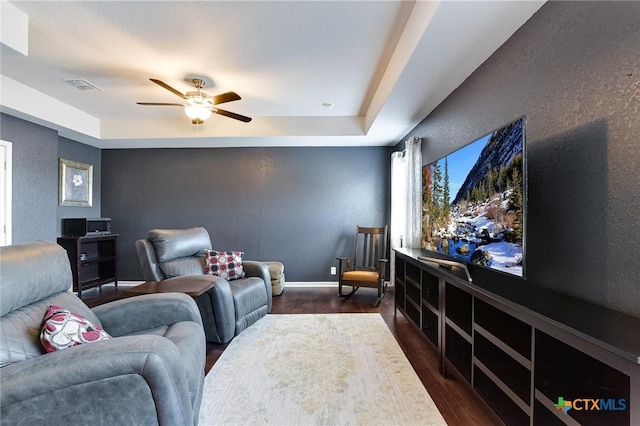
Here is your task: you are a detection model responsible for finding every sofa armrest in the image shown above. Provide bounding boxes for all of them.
[243,260,272,312]
[135,238,165,281]
[0,335,193,425]
[92,293,202,337]
[202,278,236,343]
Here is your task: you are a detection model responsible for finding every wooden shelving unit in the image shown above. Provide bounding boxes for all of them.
[57,234,118,299]
[393,247,640,426]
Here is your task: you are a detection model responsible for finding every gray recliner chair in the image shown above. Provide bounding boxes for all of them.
[136,227,272,344]
[0,240,206,426]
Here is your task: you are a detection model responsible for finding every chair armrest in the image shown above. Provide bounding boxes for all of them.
[0,335,193,425]
[336,256,355,273]
[92,293,202,337]
[377,258,388,279]
[243,260,272,312]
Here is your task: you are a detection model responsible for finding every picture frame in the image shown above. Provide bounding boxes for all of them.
[59,158,93,207]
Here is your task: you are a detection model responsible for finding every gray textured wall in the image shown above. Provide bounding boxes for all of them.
[0,114,102,243]
[398,2,640,317]
[101,147,391,281]
[0,114,58,243]
[57,136,102,235]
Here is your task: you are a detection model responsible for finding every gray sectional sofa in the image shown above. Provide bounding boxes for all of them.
[0,240,206,425]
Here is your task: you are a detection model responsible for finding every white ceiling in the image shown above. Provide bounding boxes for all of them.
[0,0,545,149]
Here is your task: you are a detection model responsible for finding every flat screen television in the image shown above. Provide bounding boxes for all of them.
[421,116,526,278]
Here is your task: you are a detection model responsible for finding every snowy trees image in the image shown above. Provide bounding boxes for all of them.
[421,118,525,277]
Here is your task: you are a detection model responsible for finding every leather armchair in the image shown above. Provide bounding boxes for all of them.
[0,240,206,426]
[136,227,272,344]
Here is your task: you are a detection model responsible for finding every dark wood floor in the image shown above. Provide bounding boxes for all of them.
[85,284,498,425]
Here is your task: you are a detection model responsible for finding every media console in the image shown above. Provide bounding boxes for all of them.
[394,247,640,426]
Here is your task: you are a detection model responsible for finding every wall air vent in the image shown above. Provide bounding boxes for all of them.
[62,78,103,91]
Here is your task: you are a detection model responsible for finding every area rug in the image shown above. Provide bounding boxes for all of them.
[198,313,447,425]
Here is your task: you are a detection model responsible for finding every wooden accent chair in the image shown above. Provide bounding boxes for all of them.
[337,225,388,305]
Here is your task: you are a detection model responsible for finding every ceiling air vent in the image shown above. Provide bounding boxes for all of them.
[62,78,103,91]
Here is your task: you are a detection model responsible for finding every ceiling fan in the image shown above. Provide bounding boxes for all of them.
[137,78,252,124]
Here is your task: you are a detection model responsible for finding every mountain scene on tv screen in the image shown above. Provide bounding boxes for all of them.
[422,118,524,277]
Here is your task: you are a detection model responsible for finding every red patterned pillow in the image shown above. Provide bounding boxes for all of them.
[40,305,112,352]
[205,250,245,280]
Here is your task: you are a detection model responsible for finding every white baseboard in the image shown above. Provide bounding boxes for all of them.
[115,280,393,288]
[117,281,339,288]
[284,281,393,288]
[285,281,338,287]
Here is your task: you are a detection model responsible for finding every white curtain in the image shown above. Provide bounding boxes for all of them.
[404,136,422,248]
[390,137,422,286]
[390,151,406,250]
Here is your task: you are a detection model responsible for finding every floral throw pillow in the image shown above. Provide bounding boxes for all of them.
[40,305,112,352]
[205,250,245,281]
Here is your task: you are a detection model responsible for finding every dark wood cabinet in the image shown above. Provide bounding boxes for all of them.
[57,234,118,298]
[394,248,640,426]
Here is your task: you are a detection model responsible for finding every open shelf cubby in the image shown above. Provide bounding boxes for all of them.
[405,279,420,308]
[445,323,472,382]
[445,282,472,335]
[421,302,439,347]
[395,279,405,311]
[421,270,439,309]
[394,255,406,310]
[405,297,421,327]
[475,366,530,426]
[405,261,420,284]
[535,330,630,426]
[474,298,531,360]
[395,256,405,280]
[474,332,531,404]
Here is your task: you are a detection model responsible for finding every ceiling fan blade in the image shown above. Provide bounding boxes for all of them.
[213,108,252,123]
[149,78,187,99]
[137,102,184,106]
[212,91,241,105]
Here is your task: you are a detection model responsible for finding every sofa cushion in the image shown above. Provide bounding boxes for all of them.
[0,292,100,368]
[148,227,211,262]
[205,250,245,281]
[40,305,112,352]
[158,257,206,278]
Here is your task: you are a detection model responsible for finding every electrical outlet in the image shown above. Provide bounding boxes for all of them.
[330,267,337,275]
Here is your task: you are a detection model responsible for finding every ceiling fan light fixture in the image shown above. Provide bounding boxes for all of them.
[184,104,212,122]
[139,78,250,124]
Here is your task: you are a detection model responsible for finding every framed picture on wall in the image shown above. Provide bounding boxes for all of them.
[59,158,93,207]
